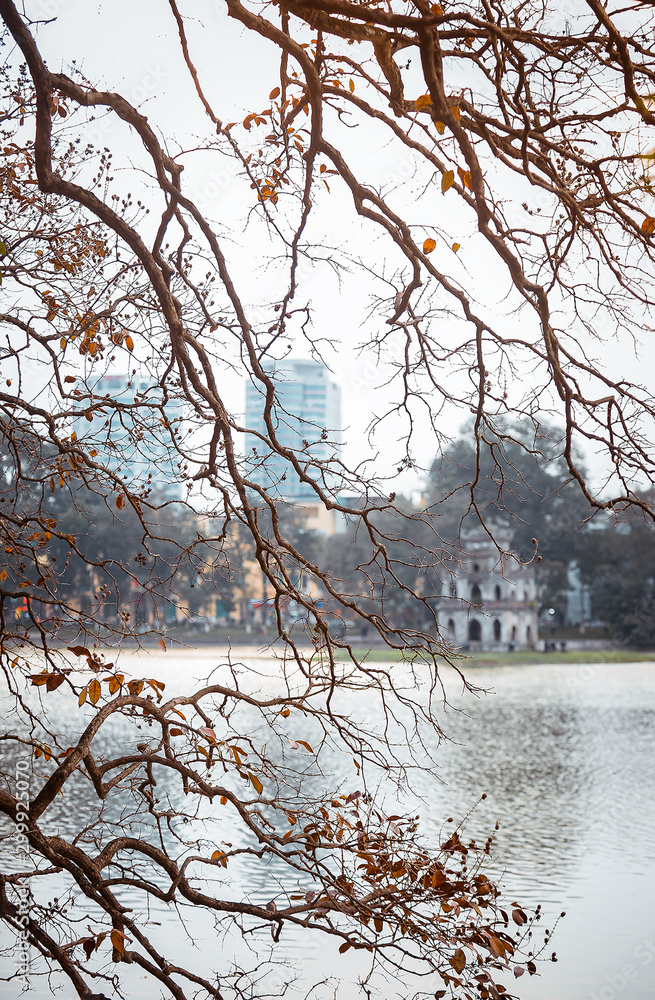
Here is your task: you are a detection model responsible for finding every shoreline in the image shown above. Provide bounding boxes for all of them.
[102,643,655,667]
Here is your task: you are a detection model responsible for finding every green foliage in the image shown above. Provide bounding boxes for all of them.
[575,501,655,646]
[426,421,592,610]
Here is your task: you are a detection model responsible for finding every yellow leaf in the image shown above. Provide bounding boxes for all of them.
[88,679,101,705]
[423,238,436,254]
[457,165,473,189]
[60,337,67,350]
[435,121,445,135]
[124,334,134,352]
[450,105,461,124]
[0,570,6,582]
[349,79,355,93]
[441,170,454,194]
[415,93,433,110]
[452,242,461,252]
[115,494,125,510]
[641,216,655,235]
[110,929,124,955]
[108,676,121,694]
[249,773,264,795]
[78,686,87,707]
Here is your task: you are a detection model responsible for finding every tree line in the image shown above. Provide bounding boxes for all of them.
[7,420,652,646]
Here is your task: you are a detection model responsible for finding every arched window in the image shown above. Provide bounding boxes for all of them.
[447,618,455,637]
[511,624,517,641]
[494,584,501,601]
[468,619,482,641]
[493,619,501,641]
[473,562,480,572]
[471,584,482,606]
[527,625,532,643]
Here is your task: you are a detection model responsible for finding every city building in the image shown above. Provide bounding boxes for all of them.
[76,373,185,501]
[244,358,342,506]
[438,527,538,650]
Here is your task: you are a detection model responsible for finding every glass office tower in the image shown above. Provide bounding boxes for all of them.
[244,359,342,500]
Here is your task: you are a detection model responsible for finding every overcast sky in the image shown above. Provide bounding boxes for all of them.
[18,0,655,499]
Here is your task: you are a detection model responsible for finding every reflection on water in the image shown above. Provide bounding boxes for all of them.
[1,658,654,999]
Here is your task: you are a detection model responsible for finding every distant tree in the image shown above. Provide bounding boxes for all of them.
[426,421,591,610]
[575,501,655,646]
[324,499,444,632]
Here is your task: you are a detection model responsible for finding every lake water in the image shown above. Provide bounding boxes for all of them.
[1,655,654,999]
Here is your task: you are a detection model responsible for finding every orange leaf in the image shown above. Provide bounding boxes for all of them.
[423,238,436,254]
[435,121,445,135]
[457,166,472,190]
[415,93,433,110]
[641,216,655,235]
[115,495,125,510]
[124,334,134,352]
[450,105,461,124]
[158,638,167,652]
[110,929,125,955]
[88,679,101,705]
[269,86,281,100]
[452,242,461,253]
[441,170,454,194]
[249,773,264,795]
[450,948,466,973]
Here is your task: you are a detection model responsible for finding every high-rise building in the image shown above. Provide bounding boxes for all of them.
[76,373,185,500]
[244,359,342,501]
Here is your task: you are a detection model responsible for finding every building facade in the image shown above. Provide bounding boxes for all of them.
[244,359,342,501]
[438,527,539,650]
[76,373,185,501]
